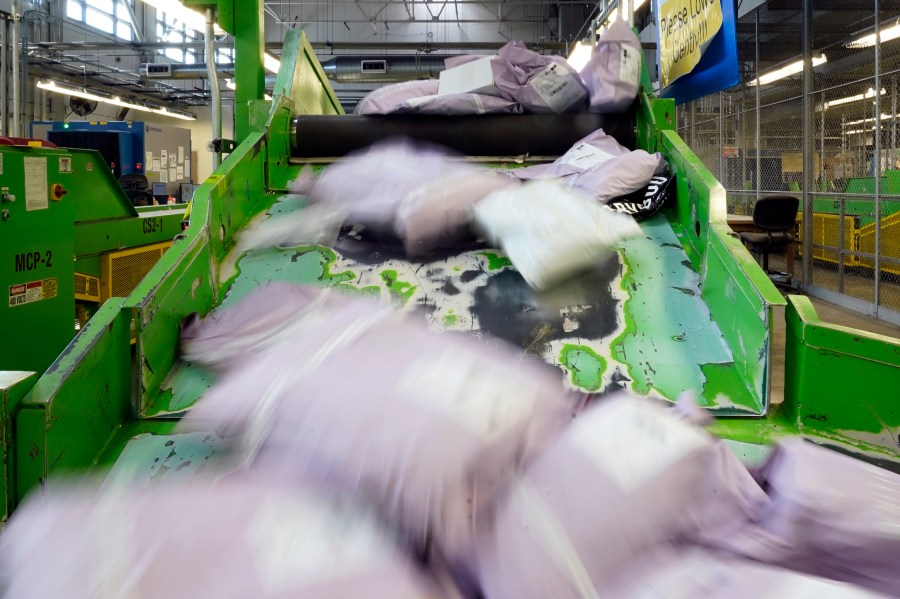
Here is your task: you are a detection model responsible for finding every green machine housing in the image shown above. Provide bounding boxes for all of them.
[0,144,183,375]
[0,6,897,522]
[0,144,184,514]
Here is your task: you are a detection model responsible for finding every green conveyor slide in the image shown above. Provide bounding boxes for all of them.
[2,30,898,517]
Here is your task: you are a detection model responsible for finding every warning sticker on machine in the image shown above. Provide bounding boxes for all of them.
[8,278,58,308]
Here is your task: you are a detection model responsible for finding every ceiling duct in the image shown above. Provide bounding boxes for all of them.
[319,55,462,83]
[140,62,237,80]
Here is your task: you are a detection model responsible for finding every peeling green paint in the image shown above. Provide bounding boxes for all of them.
[380,269,416,305]
[560,344,606,391]
[700,362,754,412]
[478,252,513,270]
[223,245,354,307]
[443,312,458,327]
[610,215,747,411]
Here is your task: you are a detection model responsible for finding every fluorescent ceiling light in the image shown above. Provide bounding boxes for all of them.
[141,0,225,35]
[846,21,900,49]
[747,54,827,86]
[823,87,886,110]
[843,113,900,126]
[37,80,196,121]
[567,41,593,71]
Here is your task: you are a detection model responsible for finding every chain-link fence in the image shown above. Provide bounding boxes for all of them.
[677,1,900,321]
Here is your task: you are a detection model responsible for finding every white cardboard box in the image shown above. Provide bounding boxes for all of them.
[438,56,500,96]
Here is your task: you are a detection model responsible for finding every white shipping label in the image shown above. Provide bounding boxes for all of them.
[559,142,615,170]
[169,153,177,167]
[145,151,153,166]
[23,157,48,211]
[530,63,586,113]
[152,158,161,172]
[177,146,185,163]
[160,150,167,162]
[159,170,168,183]
[176,166,184,180]
[569,399,709,493]
[620,46,642,87]
[169,167,176,183]
[394,352,537,441]
[248,495,386,593]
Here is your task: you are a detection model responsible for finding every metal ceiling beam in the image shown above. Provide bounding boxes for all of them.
[28,40,570,51]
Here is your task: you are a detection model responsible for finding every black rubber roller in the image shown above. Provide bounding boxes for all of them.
[290,113,636,158]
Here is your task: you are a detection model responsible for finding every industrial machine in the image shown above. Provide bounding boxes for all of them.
[0,1,897,523]
[0,140,184,381]
[30,120,193,199]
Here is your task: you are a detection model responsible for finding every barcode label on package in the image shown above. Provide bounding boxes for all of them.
[620,46,642,87]
[530,63,587,113]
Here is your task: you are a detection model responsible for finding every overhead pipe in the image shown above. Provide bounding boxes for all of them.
[319,55,461,83]
[141,62,236,79]
[11,0,20,137]
[206,8,222,170]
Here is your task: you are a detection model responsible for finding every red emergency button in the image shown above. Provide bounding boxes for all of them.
[51,184,68,201]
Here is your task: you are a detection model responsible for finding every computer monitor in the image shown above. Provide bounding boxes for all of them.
[151,182,167,197]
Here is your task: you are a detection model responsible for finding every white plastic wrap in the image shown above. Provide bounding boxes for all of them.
[472,179,641,289]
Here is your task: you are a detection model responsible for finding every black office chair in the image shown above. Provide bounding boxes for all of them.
[119,173,154,207]
[739,195,799,286]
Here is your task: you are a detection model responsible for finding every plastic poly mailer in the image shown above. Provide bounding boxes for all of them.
[181,290,576,575]
[474,395,770,599]
[713,438,900,596]
[511,129,665,204]
[580,18,643,113]
[0,477,440,599]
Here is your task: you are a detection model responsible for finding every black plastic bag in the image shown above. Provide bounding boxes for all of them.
[606,175,674,221]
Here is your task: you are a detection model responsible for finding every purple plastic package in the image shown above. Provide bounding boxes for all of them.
[580,18,643,113]
[236,140,509,255]
[512,129,665,203]
[602,545,888,598]
[355,78,522,115]
[713,438,900,596]
[180,287,575,573]
[474,394,769,598]
[493,41,588,114]
[0,476,441,599]
[354,79,439,114]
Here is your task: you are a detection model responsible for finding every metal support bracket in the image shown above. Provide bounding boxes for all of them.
[207,138,237,154]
